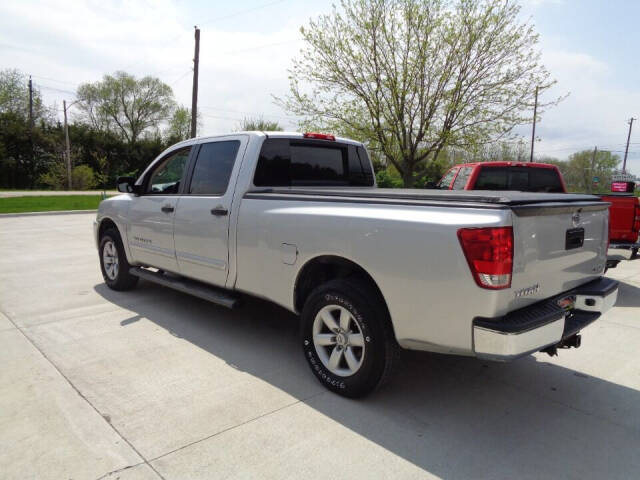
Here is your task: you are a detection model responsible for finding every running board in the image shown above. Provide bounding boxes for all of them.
[129,267,239,309]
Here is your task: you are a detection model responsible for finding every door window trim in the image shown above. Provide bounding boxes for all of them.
[140,146,195,196]
[182,140,243,197]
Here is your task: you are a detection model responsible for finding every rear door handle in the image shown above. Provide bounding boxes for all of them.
[211,207,228,216]
[161,205,174,213]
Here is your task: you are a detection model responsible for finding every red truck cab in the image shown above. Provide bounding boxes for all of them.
[437,162,639,258]
[437,162,567,192]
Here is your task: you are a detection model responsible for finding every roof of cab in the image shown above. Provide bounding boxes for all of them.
[169,131,364,148]
[455,161,559,169]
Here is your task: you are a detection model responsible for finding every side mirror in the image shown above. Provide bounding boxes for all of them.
[116,176,139,194]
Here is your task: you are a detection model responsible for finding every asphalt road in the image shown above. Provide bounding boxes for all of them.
[1,213,639,480]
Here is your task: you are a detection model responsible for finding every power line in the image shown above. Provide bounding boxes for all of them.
[199,105,299,121]
[199,0,288,27]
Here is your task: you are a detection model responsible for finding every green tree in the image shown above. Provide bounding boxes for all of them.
[164,106,201,143]
[76,71,175,144]
[0,69,49,120]
[555,149,620,193]
[278,0,562,187]
[236,116,283,131]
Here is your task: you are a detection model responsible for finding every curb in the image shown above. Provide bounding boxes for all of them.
[0,209,97,218]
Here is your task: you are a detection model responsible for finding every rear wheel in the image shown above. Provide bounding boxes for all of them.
[300,278,398,398]
[99,228,138,291]
[632,247,638,259]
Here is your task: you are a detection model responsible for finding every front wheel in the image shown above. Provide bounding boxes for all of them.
[300,278,398,398]
[99,228,138,291]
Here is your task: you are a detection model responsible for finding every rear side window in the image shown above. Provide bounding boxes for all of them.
[475,166,563,192]
[189,141,240,195]
[452,167,472,190]
[253,138,374,187]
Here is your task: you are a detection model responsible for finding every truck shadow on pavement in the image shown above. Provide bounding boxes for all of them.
[95,281,640,479]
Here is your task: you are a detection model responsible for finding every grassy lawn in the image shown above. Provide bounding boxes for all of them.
[0,195,105,214]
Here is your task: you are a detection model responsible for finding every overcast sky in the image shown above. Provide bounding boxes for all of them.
[1,0,638,176]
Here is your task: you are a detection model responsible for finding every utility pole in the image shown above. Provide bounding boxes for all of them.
[622,117,635,173]
[190,26,200,138]
[28,76,34,130]
[28,76,34,164]
[63,100,72,190]
[589,146,597,194]
[529,85,539,163]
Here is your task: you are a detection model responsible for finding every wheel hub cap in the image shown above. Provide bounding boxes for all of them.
[102,240,119,280]
[312,304,365,377]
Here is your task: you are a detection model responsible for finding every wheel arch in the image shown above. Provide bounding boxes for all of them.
[97,216,134,264]
[293,255,396,339]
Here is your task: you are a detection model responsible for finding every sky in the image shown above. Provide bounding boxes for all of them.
[1,0,638,176]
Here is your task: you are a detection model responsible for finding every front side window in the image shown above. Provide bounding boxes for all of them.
[438,167,459,189]
[189,141,241,195]
[146,148,190,194]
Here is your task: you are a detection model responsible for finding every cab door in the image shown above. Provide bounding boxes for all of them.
[173,136,247,287]
[127,147,191,273]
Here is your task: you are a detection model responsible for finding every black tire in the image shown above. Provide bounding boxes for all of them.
[300,278,398,398]
[632,248,638,260]
[99,228,139,291]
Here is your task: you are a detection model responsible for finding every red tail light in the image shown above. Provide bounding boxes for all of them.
[633,205,640,233]
[303,132,335,141]
[458,227,513,289]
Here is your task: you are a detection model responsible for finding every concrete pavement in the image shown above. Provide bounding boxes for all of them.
[1,213,639,479]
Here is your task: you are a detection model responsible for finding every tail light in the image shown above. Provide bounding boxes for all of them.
[458,227,513,289]
[303,132,335,141]
[633,204,640,233]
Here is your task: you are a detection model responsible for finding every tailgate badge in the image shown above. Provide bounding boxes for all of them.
[514,284,540,298]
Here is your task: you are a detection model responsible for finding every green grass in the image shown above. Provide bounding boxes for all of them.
[0,195,105,214]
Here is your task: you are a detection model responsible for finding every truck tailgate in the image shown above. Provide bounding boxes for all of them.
[508,201,609,309]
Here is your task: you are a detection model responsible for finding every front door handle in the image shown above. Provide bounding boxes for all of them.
[161,205,174,213]
[211,206,228,216]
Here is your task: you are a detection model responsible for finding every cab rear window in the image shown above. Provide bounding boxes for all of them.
[253,138,374,187]
[474,166,563,193]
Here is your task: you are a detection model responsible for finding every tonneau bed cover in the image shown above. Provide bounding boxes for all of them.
[247,187,605,208]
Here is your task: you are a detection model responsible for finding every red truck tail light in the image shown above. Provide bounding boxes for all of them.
[458,227,513,289]
[634,205,640,233]
[303,132,335,141]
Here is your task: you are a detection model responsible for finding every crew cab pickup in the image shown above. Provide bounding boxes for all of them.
[95,132,619,397]
[438,161,639,260]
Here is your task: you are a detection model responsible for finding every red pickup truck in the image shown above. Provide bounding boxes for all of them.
[437,162,639,258]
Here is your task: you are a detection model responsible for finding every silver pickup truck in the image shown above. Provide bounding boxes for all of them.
[94,131,619,397]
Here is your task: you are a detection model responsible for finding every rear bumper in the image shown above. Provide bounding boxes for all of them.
[473,277,618,361]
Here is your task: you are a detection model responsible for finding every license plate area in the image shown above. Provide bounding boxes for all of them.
[565,228,584,250]
[557,294,576,311]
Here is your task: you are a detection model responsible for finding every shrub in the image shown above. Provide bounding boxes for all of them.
[71,164,97,190]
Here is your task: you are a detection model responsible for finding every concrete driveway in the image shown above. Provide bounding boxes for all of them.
[1,213,639,480]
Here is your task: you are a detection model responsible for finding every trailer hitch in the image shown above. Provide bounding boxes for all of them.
[542,334,582,357]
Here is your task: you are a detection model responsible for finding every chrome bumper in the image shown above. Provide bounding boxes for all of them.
[473,277,618,361]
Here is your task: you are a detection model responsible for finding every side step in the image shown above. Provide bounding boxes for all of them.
[129,267,239,309]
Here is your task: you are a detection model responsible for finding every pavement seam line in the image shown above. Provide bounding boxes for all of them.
[94,461,146,480]
[0,307,167,480]
[148,390,327,464]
